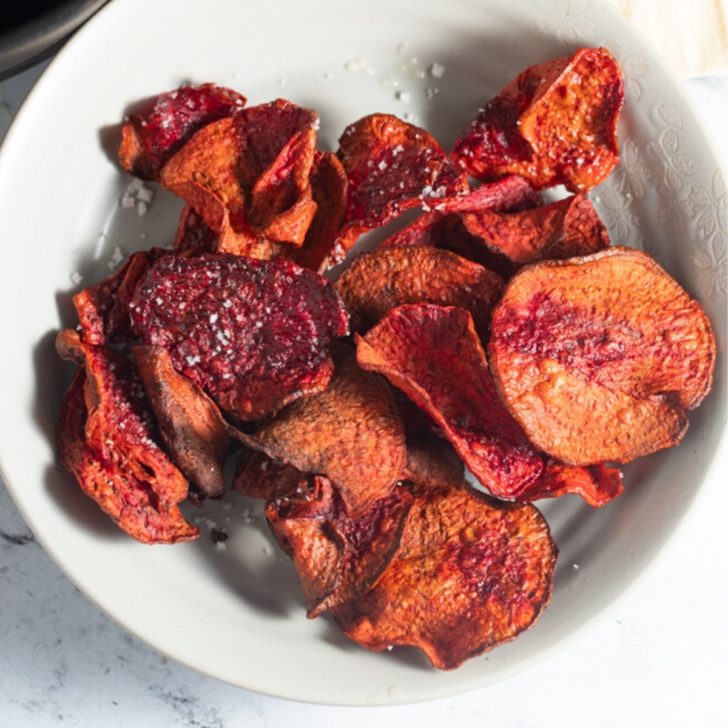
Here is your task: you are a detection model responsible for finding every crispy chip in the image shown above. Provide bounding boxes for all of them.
[333,485,557,669]
[518,463,624,507]
[488,247,716,464]
[239,350,406,515]
[266,475,413,616]
[459,193,610,266]
[119,84,246,180]
[294,152,348,272]
[133,345,229,498]
[130,253,349,421]
[160,100,318,246]
[356,304,544,496]
[453,48,624,191]
[335,246,503,334]
[173,204,288,261]
[233,448,303,501]
[73,250,161,345]
[56,330,197,544]
[335,113,468,256]
[402,435,465,491]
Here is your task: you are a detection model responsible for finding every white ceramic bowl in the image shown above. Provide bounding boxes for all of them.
[0,0,724,706]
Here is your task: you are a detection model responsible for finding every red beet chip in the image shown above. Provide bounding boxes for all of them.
[458,193,610,266]
[160,99,318,247]
[453,48,624,192]
[129,253,349,421]
[119,83,247,180]
[56,330,198,544]
[233,448,304,501]
[335,113,468,258]
[266,475,413,617]
[356,304,545,497]
[73,250,162,345]
[294,152,348,272]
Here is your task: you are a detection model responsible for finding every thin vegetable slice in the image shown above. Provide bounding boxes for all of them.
[488,247,716,464]
[333,485,557,670]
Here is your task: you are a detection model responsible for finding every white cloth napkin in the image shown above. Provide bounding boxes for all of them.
[612,0,728,76]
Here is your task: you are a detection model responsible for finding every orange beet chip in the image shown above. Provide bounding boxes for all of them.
[356,304,544,497]
[335,246,503,334]
[489,247,716,465]
[519,463,623,508]
[133,346,230,499]
[56,330,197,544]
[333,485,557,669]
[233,448,303,501]
[403,435,465,492]
[119,83,247,181]
[458,193,610,266]
[161,100,318,247]
[239,351,406,515]
[335,113,468,256]
[73,250,161,345]
[266,475,413,617]
[453,48,624,192]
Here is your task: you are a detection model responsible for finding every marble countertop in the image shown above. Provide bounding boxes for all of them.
[1,60,727,728]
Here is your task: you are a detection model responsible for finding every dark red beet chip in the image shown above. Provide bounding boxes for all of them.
[129,253,349,421]
[119,84,247,180]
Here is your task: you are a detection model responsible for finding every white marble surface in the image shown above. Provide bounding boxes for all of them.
[1,60,727,728]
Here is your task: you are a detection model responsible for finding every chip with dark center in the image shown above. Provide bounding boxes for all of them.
[453,48,624,191]
[129,253,349,421]
[335,113,468,256]
[266,475,413,617]
[488,247,716,464]
[333,484,557,670]
[56,330,198,544]
[119,83,247,180]
[335,246,503,335]
[160,99,318,246]
[238,350,406,515]
[356,303,545,496]
[133,345,230,499]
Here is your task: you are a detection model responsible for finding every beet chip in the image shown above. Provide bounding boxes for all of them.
[119,84,246,180]
[489,247,716,465]
[453,48,624,192]
[134,346,229,498]
[74,250,160,345]
[403,435,465,492]
[160,100,318,246]
[240,351,406,515]
[173,205,220,254]
[267,476,413,617]
[335,246,503,334]
[333,485,557,669]
[56,330,197,544]
[356,304,544,497]
[294,152,348,272]
[233,448,303,501]
[458,193,610,266]
[518,463,623,508]
[335,113,468,256]
[129,254,349,421]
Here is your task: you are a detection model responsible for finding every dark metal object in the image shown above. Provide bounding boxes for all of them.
[0,0,109,80]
